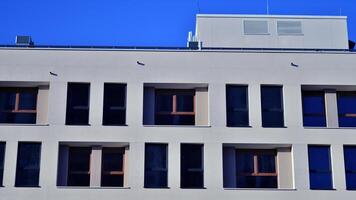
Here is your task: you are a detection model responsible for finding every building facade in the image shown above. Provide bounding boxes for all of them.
[0,14,356,200]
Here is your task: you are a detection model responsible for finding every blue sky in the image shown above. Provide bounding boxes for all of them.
[0,0,354,47]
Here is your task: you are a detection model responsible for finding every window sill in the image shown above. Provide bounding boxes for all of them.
[144,187,170,189]
[143,125,211,128]
[304,127,356,130]
[65,124,91,126]
[102,124,128,127]
[224,188,296,191]
[57,186,130,189]
[0,124,49,126]
[227,125,252,128]
[180,187,207,189]
[15,185,41,188]
[262,126,288,128]
[310,188,336,191]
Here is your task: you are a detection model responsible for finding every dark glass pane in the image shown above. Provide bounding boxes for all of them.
[308,146,333,189]
[337,92,356,127]
[156,94,172,112]
[101,174,123,187]
[344,146,356,190]
[101,148,124,187]
[236,151,254,173]
[258,154,276,173]
[103,84,126,125]
[0,92,15,110]
[18,91,37,110]
[309,172,333,189]
[66,83,90,125]
[15,143,41,187]
[237,176,277,188]
[227,111,249,127]
[145,144,168,188]
[0,143,5,186]
[176,94,194,112]
[302,91,326,127]
[67,147,91,186]
[261,86,284,127]
[0,113,36,124]
[181,144,204,188]
[262,111,284,127]
[155,114,194,125]
[226,85,249,127]
[308,146,331,171]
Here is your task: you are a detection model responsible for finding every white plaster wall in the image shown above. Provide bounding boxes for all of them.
[0,48,355,199]
[196,15,349,49]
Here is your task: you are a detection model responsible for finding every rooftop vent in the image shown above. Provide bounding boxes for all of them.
[277,21,303,35]
[187,31,201,50]
[244,20,269,35]
[15,36,33,46]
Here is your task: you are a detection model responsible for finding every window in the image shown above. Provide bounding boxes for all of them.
[226,85,249,127]
[155,90,195,125]
[236,149,277,188]
[337,92,356,127]
[67,147,91,186]
[103,83,126,125]
[261,86,284,127]
[144,143,168,188]
[308,145,333,190]
[344,146,356,190]
[66,83,90,125]
[15,142,41,187]
[181,144,204,188]
[302,91,326,127]
[101,147,125,187]
[0,142,5,186]
[244,20,269,35]
[0,87,37,124]
[277,21,303,35]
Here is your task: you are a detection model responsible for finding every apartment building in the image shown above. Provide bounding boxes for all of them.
[0,14,356,200]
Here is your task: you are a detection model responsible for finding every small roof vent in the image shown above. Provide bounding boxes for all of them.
[187,31,201,50]
[15,36,33,46]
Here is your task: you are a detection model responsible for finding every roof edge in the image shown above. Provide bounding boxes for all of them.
[196,14,347,20]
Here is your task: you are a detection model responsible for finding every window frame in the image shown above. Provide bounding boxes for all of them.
[337,91,356,127]
[180,143,204,189]
[0,142,5,187]
[101,147,125,187]
[260,85,285,128]
[226,85,250,127]
[154,89,196,125]
[67,147,92,187]
[144,143,168,188]
[236,149,278,177]
[343,145,356,190]
[0,87,38,124]
[301,91,327,127]
[102,83,127,126]
[65,82,90,125]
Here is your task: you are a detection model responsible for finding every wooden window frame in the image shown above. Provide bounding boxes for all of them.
[236,149,278,177]
[0,87,38,114]
[155,89,196,116]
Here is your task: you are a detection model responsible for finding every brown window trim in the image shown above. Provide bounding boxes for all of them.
[155,89,196,116]
[236,149,277,177]
[0,87,38,113]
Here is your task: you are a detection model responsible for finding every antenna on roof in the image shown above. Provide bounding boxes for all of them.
[266,0,270,15]
[196,0,201,13]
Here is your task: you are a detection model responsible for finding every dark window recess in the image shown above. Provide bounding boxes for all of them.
[15,142,41,187]
[144,143,168,188]
[308,145,333,190]
[261,86,284,127]
[236,149,277,188]
[302,91,326,127]
[344,146,356,190]
[181,144,204,188]
[0,88,37,124]
[155,90,195,125]
[0,142,5,186]
[66,83,90,125]
[103,83,126,125]
[226,85,249,127]
[101,147,125,187]
[337,92,356,127]
[67,147,91,186]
